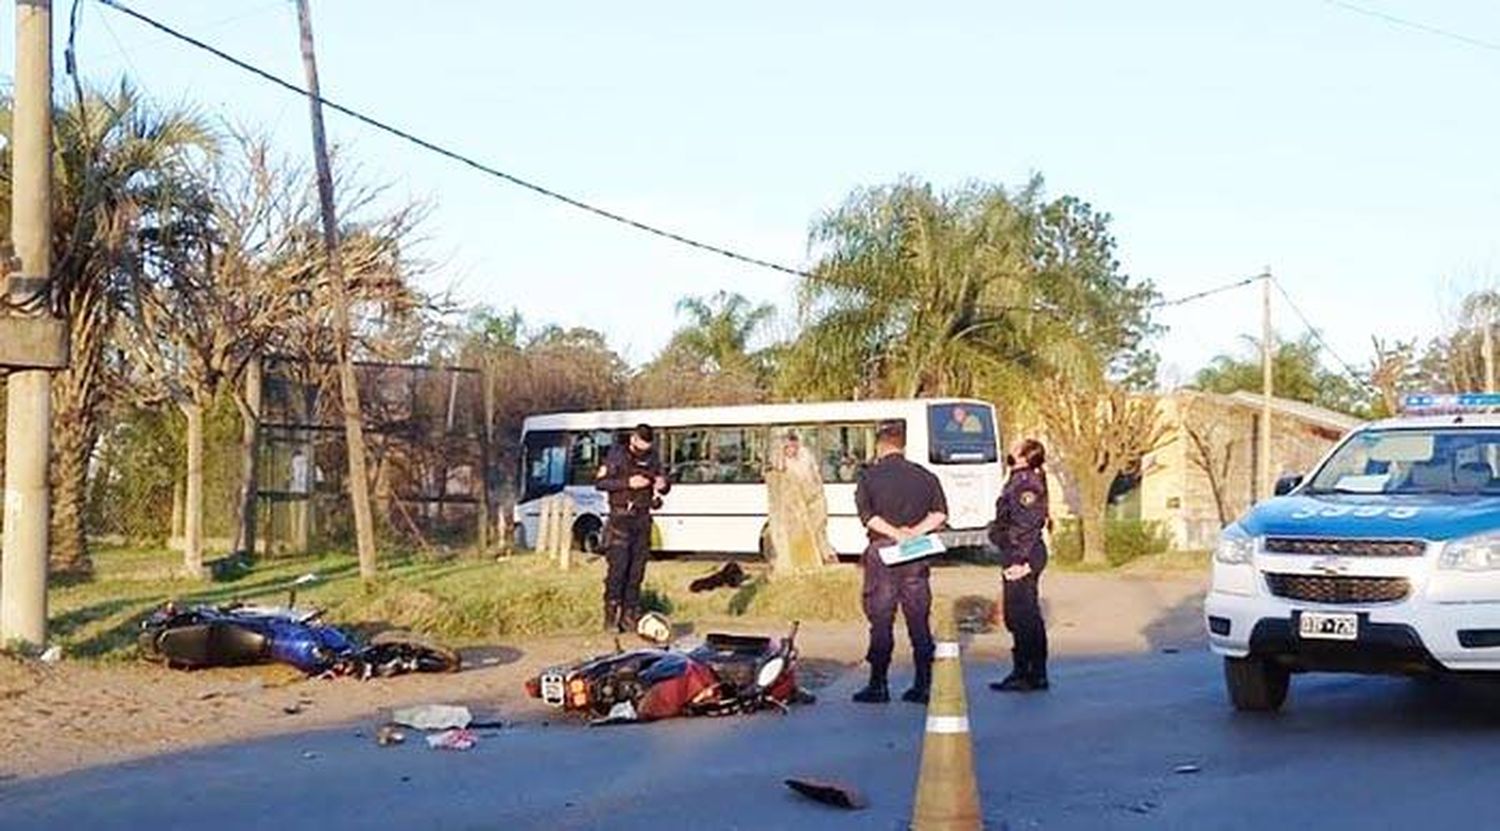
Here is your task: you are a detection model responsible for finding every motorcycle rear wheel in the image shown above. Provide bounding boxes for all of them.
[367,630,462,674]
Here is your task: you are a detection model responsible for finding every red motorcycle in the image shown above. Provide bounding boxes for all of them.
[525,622,809,724]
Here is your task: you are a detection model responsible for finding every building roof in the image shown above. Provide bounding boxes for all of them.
[1172,389,1363,434]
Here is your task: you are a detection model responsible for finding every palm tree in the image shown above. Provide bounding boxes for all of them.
[671,291,774,376]
[779,178,1063,401]
[0,82,216,574]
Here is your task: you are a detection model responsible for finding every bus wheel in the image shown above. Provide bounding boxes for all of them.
[573,517,603,555]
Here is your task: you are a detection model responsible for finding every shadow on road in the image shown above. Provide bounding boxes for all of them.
[1141,587,1208,653]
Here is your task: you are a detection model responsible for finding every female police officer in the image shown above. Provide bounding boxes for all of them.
[988,438,1051,693]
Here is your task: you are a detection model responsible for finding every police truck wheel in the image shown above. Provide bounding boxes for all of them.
[1224,656,1289,712]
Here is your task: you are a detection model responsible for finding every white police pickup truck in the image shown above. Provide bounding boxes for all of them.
[1206,393,1500,712]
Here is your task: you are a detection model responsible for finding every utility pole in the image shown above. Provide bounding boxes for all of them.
[1,0,62,647]
[294,0,379,578]
[1258,269,1274,502]
[1485,311,1496,394]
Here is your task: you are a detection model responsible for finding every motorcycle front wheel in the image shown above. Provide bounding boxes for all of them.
[364,630,462,675]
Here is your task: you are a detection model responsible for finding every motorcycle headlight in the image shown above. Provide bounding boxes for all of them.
[756,656,787,689]
[1214,525,1256,565]
[1439,532,1500,571]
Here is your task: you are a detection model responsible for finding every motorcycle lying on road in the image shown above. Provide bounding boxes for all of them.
[525,618,811,724]
[138,574,462,679]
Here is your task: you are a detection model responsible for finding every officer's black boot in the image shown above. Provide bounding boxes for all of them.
[603,601,622,633]
[621,605,642,635]
[852,665,890,704]
[990,651,1032,692]
[902,662,932,704]
[1029,652,1050,691]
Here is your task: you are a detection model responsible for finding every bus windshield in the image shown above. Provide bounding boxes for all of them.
[1305,428,1500,496]
[928,403,999,465]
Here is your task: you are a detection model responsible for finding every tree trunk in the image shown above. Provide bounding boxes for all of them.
[171,477,185,542]
[1079,505,1108,567]
[232,356,263,557]
[182,399,206,577]
[476,363,495,551]
[1077,473,1111,567]
[47,402,93,575]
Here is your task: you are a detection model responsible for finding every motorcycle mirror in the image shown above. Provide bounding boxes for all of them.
[756,656,786,690]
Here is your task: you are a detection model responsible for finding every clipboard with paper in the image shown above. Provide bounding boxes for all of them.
[877,533,947,566]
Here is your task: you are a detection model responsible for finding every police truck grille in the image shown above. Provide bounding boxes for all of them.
[1263,537,1426,558]
[1264,573,1410,604]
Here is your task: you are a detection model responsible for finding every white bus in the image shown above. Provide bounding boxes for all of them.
[512,398,1004,558]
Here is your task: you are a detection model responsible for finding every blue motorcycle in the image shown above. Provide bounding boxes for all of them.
[138,574,461,679]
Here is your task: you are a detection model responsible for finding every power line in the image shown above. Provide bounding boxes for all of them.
[94,0,817,280]
[1270,276,1377,393]
[1150,275,1259,309]
[1319,0,1500,54]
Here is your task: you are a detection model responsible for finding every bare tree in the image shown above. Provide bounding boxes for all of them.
[1180,394,1248,528]
[1040,378,1165,566]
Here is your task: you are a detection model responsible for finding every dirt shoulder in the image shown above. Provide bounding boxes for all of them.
[0,566,1204,780]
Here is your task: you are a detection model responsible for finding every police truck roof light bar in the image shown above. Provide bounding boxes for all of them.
[1401,393,1500,415]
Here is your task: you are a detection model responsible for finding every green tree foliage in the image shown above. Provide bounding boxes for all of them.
[777,177,1157,403]
[1194,333,1371,416]
[1,82,214,573]
[631,291,774,407]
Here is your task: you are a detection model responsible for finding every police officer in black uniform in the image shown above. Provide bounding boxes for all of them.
[594,424,670,633]
[852,421,950,704]
[989,438,1051,692]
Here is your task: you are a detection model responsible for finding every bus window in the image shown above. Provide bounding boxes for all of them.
[819,422,877,483]
[928,404,998,464]
[567,430,616,486]
[668,428,714,484]
[522,431,568,502]
[712,427,766,484]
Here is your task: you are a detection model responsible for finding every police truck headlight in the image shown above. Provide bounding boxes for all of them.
[1439,532,1500,571]
[1213,525,1256,565]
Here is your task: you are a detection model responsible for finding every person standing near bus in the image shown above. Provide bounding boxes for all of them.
[989,438,1051,692]
[852,421,949,704]
[595,424,670,632]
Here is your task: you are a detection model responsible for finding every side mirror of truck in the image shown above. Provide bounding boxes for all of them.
[1273,474,1303,497]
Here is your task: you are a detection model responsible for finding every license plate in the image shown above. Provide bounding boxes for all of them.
[1299,611,1358,641]
[539,671,566,707]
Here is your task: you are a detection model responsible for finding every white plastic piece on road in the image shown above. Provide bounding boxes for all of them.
[391,703,473,731]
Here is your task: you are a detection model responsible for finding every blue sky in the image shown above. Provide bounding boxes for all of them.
[7,1,1498,385]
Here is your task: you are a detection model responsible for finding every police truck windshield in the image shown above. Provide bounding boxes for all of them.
[928,403,999,465]
[1304,428,1500,496]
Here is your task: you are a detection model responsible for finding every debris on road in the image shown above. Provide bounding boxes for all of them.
[425,728,477,751]
[785,777,868,810]
[391,704,472,731]
[38,646,62,665]
[1174,764,1201,775]
[590,701,638,727]
[375,726,406,747]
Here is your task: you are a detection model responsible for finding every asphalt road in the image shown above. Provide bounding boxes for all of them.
[5,650,1500,830]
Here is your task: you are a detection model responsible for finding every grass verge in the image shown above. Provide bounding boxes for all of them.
[47,547,864,660]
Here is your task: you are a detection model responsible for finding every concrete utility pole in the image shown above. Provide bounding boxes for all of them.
[1258,269,1274,502]
[1484,312,1496,394]
[1,0,63,647]
[294,0,379,578]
